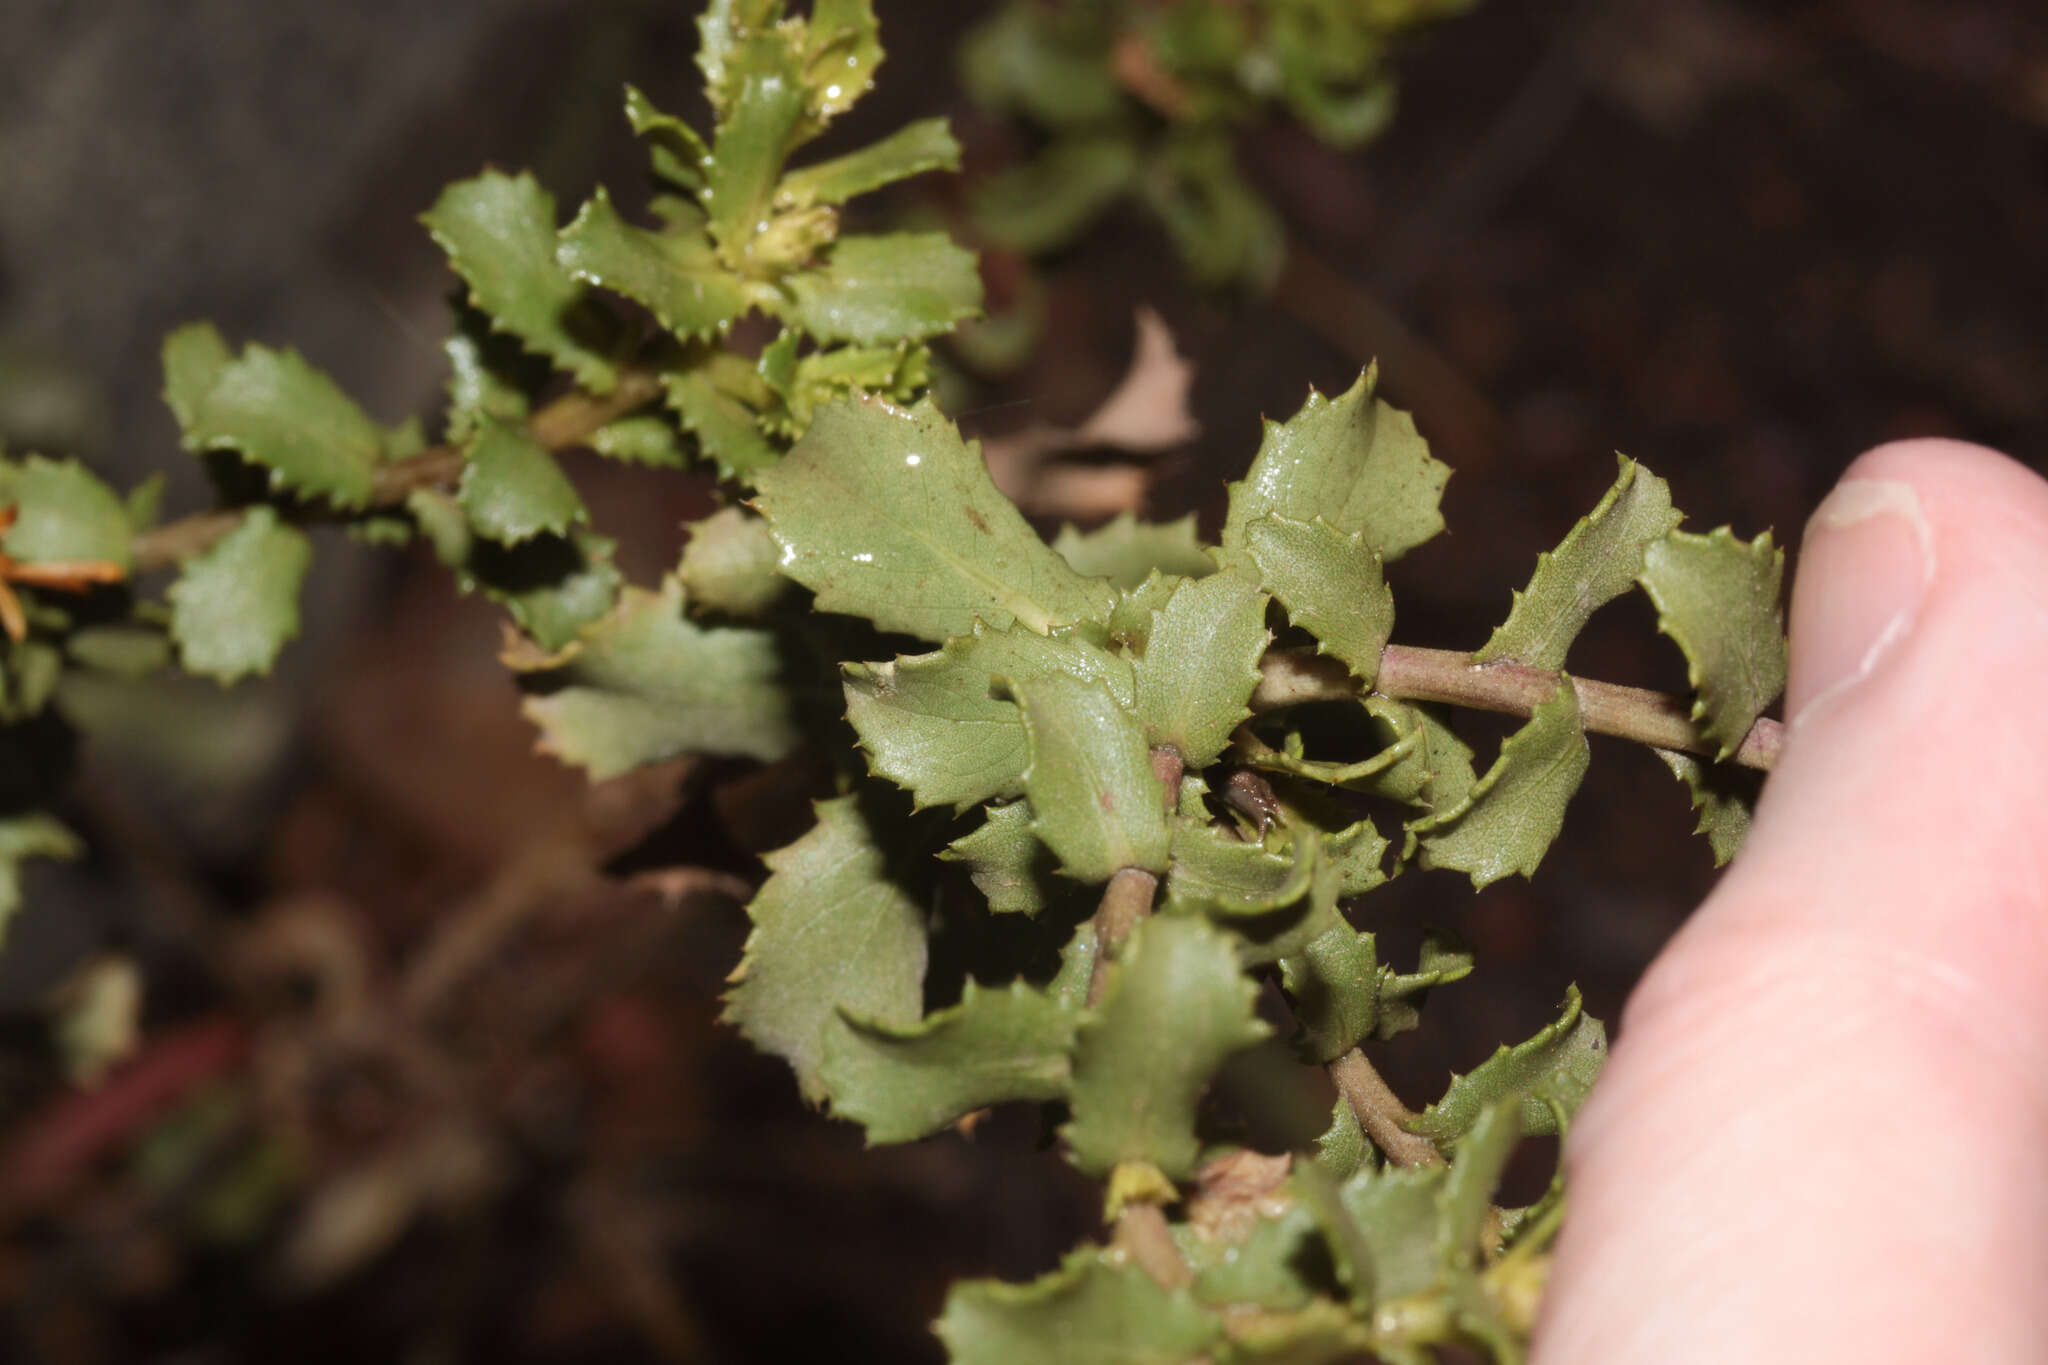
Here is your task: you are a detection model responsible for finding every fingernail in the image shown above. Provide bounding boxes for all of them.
[1788,479,1935,727]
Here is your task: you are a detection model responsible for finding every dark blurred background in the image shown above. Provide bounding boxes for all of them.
[0,0,2043,1360]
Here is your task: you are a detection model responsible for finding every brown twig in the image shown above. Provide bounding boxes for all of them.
[129,367,664,573]
[1086,867,1160,1008]
[1111,1202,1195,1290]
[1251,645,1783,771]
[1327,1047,1444,1169]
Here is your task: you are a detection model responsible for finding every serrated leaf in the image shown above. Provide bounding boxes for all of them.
[1330,1162,1447,1306]
[421,170,620,393]
[723,794,927,1104]
[418,497,624,653]
[781,232,983,345]
[1214,1297,1370,1365]
[161,322,231,435]
[623,84,710,192]
[457,418,586,545]
[1639,527,1787,759]
[695,0,779,114]
[958,5,1125,128]
[1654,747,1758,867]
[1374,928,1475,1039]
[754,396,1113,640]
[676,506,789,617]
[442,306,542,443]
[1475,455,1681,669]
[1132,571,1269,768]
[1406,986,1606,1146]
[660,357,779,479]
[1016,672,1170,883]
[941,800,1062,916]
[167,507,311,683]
[1221,368,1448,565]
[1436,1100,1521,1267]
[1165,823,1316,918]
[765,338,930,435]
[703,32,812,262]
[845,623,1132,811]
[1052,513,1214,590]
[589,414,688,468]
[1063,916,1269,1179]
[778,117,959,207]
[818,979,1078,1144]
[1279,921,1379,1063]
[0,812,82,942]
[558,187,751,341]
[937,1248,1221,1365]
[1107,570,1184,647]
[1181,1202,1320,1311]
[520,579,797,778]
[973,135,1139,255]
[1319,816,1391,898]
[1311,1097,1370,1182]
[165,339,385,510]
[800,0,882,122]
[1406,679,1588,888]
[1244,514,1392,684]
[0,456,132,570]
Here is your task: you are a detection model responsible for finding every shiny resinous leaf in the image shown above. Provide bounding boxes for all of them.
[1475,455,1681,669]
[168,507,312,684]
[457,419,586,545]
[753,396,1113,641]
[845,623,1133,812]
[1406,986,1606,1146]
[940,800,1062,916]
[161,327,385,510]
[1654,747,1758,867]
[557,188,751,342]
[777,117,959,206]
[1051,512,1214,590]
[421,170,620,394]
[0,812,83,943]
[703,32,811,263]
[722,794,927,1104]
[1015,672,1171,883]
[937,1248,1221,1365]
[1132,570,1269,768]
[660,360,779,480]
[781,232,984,345]
[1407,679,1589,889]
[1244,514,1393,685]
[1221,369,1449,564]
[818,979,1079,1144]
[1062,916,1270,1180]
[623,84,710,192]
[0,456,132,570]
[676,506,788,617]
[519,579,798,779]
[1639,526,1787,759]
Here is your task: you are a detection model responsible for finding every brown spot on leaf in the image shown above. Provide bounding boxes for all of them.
[964,506,991,534]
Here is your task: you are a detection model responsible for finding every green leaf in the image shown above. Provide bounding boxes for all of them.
[457,419,586,545]
[676,506,789,617]
[0,456,132,570]
[557,187,751,341]
[723,794,928,1104]
[818,979,1079,1144]
[1374,928,1475,1039]
[161,321,231,435]
[754,396,1113,640]
[1244,514,1392,685]
[1214,1297,1370,1365]
[442,306,542,443]
[124,474,167,533]
[1406,986,1606,1146]
[695,0,780,114]
[421,170,620,393]
[937,1248,1221,1365]
[164,339,386,510]
[1130,571,1269,768]
[660,358,779,479]
[1181,1202,1321,1311]
[941,800,1063,916]
[958,5,1125,128]
[1330,1162,1447,1305]
[1437,1100,1521,1266]
[781,232,984,345]
[1311,1097,1370,1182]
[1639,527,1787,759]
[623,84,710,192]
[1107,570,1186,648]
[703,33,812,262]
[778,117,960,207]
[1406,679,1588,888]
[1063,915,1270,1179]
[1654,747,1758,867]
[520,579,797,778]
[0,640,62,722]
[1279,921,1379,1063]
[1221,368,1448,565]
[1141,131,1286,289]
[1052,512,1214,590]
[760,338,931,437]
[800,0,883,123]
[0,812,83,943]
[1475,456,1681,669]
[845,624,1133,812]
[167,507,312,683]
[589,414,688,468]
[415,492,624,654]
[1164,824,1316,918]
[973,136,1139,255]
[1016,672,1171,883]
[66,625,170,678]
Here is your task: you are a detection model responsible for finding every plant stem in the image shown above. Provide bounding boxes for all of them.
[1087,867,1159,1008]
[1327,1047,1444,1169]
[1252,645,1783,771]
[129,367,664,573]
[1111,1202,1194,1291]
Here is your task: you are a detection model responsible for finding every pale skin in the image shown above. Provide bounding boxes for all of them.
[1533,439,2048,1361]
